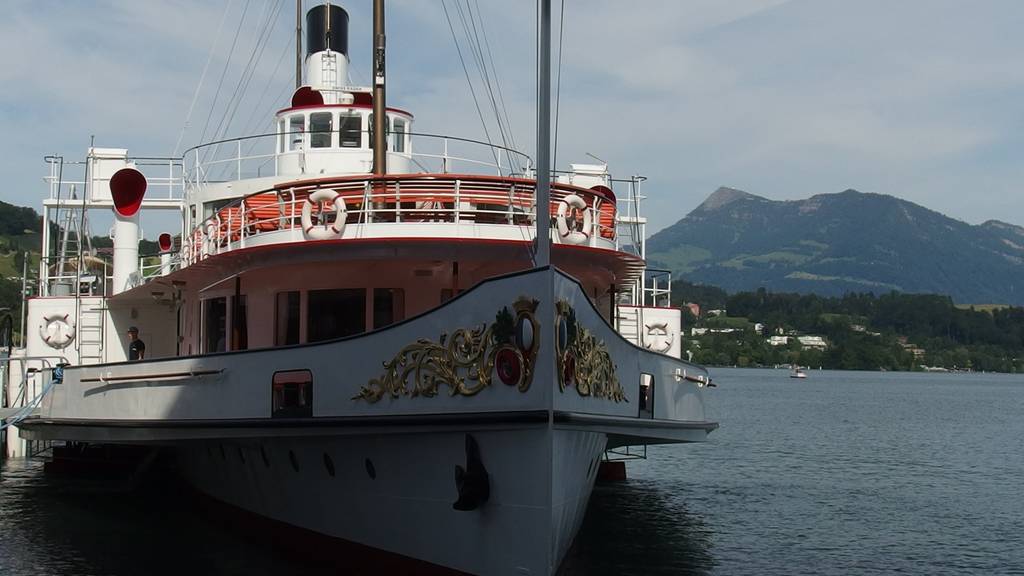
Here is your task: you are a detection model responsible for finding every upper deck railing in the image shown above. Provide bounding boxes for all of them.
[182,130,533,189]
[180,173,618,266]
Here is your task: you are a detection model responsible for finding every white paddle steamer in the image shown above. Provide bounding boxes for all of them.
[9,3,716,574]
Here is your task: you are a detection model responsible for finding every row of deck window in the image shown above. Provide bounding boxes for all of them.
[201,288,406,353]
[277,111,409,153]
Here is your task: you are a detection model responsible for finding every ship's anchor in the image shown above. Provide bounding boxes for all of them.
[453,434,490,511]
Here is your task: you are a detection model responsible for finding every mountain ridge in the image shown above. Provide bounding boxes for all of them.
[648,187,1024,305]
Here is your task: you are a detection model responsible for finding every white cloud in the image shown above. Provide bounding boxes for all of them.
[2,0,1023,240]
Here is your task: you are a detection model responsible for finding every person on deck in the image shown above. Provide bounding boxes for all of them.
[127,326,146,361]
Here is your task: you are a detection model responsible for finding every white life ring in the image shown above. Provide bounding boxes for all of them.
[556,194,592,245]
[204,220,219,256]
[39,313,76,349]
[644,323,675,354]
[301,189,347,240]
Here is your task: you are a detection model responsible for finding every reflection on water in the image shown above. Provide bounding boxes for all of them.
[0,458,311,576]
[560,478,716,575]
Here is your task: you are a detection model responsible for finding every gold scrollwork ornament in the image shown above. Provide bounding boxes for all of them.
[555,300,627,403]
[354,297,540,403]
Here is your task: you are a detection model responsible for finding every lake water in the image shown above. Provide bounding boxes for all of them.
[2,368,1023,575]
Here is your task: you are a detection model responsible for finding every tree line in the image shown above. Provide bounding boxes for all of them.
[674,281,1024,372]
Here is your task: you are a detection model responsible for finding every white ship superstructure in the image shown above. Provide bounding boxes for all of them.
[5,4,716,574]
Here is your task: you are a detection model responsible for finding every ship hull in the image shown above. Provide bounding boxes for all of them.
[176,425,607,575]
[18,267,716,574]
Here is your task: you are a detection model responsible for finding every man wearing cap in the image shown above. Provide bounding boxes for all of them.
[127,326,146,361]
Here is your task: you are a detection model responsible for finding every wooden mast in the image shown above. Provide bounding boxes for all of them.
[295,0,303,89]
[372,0,387,175]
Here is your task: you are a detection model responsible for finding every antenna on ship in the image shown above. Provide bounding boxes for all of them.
[372,0,387,175]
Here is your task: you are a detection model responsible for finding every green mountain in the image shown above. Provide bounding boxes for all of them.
[648,187,1024,305]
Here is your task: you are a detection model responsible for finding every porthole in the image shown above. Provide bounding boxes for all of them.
[289,450,300,472]
[260,445,270,468]
[365,457,376,480]
[323,453,336,477]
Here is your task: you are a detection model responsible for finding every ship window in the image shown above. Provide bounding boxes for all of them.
[203,297,227,353]
[373,288,406,329]
[275,291,300,346]
[272,370,313,418]
[232,294,248,351]
[288,114,305,151]
[392,118,406,153]
[368,113,389,149]
[308,288,366,342]
[338,112,361,148]
[639,373,654,417]
[310,112,333,148]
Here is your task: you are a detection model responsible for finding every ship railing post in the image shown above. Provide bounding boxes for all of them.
[507,182,515,224]
[362,181,371,224]
[454,179,461,223]
[395,179,401,222]
[443,138,449,174]
[195,148,203,188]
[239,199,247,248]
[286,188,296,233]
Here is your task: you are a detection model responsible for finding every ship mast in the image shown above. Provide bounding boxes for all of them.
[372,0,387,174]
[535,0,551,267]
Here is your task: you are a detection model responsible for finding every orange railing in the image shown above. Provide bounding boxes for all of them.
[184,174,617,264]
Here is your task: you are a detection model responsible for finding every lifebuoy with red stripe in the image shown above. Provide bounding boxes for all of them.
[301,189,347,240]
[39,313,76,349]
[556,194,592,245]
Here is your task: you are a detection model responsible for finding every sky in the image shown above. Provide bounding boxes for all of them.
[1,0,1023,238]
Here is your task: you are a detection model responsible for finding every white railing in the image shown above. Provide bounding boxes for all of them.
[182,130,533,191]
[44,156,184,202]
[38,256,111,298]
[181,174,618,265]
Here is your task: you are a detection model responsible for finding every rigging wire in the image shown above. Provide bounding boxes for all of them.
[440,0,501,171]
[211,0,285,145]
[205,0,285,178]
[463,0,518,173]
[473,0,520,171]
[198,0,252,147]
[456,1,514,170]
[552,0,565,174]
[174,0,234,156]
[236,39,294,146]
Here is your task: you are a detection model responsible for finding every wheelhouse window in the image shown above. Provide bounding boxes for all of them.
[392,118,407,153]
[275,291,300,346]
[310,112,333,148]
[203,297,227,353]
[338,112,361,148]
[288,114,305,151]
[308,289,366,342]
[373,288,406,329]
